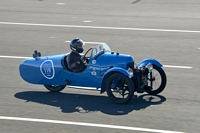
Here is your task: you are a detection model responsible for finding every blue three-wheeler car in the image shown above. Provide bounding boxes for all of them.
[19,43,167,104]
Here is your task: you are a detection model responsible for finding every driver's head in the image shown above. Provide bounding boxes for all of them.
[70,38,85,53]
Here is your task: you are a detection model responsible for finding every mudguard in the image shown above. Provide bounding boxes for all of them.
[137,58,163,68]
[104,67,131,77]
[100,67,132,93]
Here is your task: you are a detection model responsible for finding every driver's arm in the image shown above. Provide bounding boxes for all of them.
[67,53,81,70]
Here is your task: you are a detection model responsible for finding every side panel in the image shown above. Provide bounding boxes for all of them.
[59,55,104,88]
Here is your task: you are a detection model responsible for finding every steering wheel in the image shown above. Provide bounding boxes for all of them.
[81,48,93,63]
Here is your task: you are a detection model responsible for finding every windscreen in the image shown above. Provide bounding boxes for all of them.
[91,43,111,57]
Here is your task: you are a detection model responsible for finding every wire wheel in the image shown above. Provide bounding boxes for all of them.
[106,73,134,104]
[44,85,66,92]
[145,65,167,95]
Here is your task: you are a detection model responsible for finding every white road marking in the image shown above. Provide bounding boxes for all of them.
[65,41,104,44]
[0,55,192,69]
[57,3,65,5]
[163,65,192,69]
[83,20,92,23]
[0,116,185,133]
[0,55,30,59]
[49,36,57,38]
[0,21,200,33]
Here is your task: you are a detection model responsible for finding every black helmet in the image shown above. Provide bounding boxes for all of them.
[70,38,85,53]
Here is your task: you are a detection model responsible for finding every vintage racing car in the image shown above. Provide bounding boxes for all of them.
[19,43,167,104]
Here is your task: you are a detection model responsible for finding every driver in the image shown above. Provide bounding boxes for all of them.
[66,38,87,72]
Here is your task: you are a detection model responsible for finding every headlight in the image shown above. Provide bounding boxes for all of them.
[146,63,153,73]
[134,62,138,69]
[127,68,133,78]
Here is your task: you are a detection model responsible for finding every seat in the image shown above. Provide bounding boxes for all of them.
[61,54,87,72]
[61,54,72,71]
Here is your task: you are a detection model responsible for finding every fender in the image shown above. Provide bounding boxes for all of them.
[138,58,163,68]
[100,67,132,94]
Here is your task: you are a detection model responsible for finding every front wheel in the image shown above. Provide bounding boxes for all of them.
[145,65,167,95]
[44,85,66,92]
[106,73,134,104]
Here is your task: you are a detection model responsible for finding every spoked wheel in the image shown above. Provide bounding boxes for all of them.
[44,85,66,92]
[106,73,134,104]
[145,65,167,95]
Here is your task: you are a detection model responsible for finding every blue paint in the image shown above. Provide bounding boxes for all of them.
[19,44,163,93]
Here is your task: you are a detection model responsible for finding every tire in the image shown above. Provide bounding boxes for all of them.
[106,73,134,104]
[44,85,66,92]
[145,65,167,95]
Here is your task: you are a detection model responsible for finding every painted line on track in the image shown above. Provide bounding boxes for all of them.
[57,3,65,5]
[0,55,30,59]
[0,21,200,33]
[0,116,185,133]
[65,41,104,44]
[163,65,192,69]
[0,55,192,69]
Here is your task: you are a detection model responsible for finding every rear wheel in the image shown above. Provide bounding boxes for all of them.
[44,85,66,92]
[145,65,167,95]
[106,73,134,104]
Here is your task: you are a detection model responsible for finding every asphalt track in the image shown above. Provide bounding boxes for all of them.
[0,0,200,133]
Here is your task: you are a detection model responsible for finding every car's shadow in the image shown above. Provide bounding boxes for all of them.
[14,91,166,115]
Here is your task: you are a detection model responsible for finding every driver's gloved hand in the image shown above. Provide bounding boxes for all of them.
[80,57,86,63]
[75,61,81,65]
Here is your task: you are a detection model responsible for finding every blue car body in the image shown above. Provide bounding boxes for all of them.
[19,43,163,92]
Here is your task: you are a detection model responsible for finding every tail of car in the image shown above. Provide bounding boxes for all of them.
[19,54,67,85]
